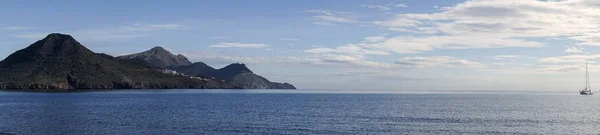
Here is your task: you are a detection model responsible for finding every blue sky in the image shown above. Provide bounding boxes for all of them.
[1,0,600,91]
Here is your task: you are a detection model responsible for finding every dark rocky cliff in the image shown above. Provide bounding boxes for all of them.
[0,33,238,90]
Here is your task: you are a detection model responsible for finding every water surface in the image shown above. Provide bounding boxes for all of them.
[0,90,597,134]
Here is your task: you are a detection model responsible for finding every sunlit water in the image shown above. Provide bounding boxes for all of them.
[0,90,597,134]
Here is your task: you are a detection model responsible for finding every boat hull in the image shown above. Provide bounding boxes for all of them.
[580,91,593,95]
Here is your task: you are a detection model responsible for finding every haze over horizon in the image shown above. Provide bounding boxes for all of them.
[1,0,599,91]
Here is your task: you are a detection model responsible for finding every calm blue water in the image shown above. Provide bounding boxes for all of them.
[0,90,598,134]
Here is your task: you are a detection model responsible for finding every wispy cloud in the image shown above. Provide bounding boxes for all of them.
[345,35,543,54]
[306,10,356,25]
[362,2,409,11]
[492,62,509,66]
[395,56,485,68]
[394,3,408,8]
[8,33,49,39]
[493,55,524,60]
[313,15,352,23]
[359,0,600,54]
[183,51,393,69]
[209,43,268,48]
[312,22,334,26]
[305,45,389,56]
[7,23,186,40]
[362,5,391,11]
[540,54,600,63]
[280,38,299,41]
[363,36,386,42]
[1,26,32,30]
[122,23,185,31]
[565,46,584,53]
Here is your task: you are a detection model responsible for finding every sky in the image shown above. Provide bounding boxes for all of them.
[2,0,600,91]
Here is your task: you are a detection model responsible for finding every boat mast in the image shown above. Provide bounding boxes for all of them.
[586,62,590,91]
[588,62,591,91]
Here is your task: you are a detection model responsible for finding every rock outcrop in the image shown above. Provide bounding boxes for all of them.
[0,33,238,90]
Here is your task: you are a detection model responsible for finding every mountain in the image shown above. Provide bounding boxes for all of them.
[205,63,253,81]
[171,63,296,89]
[229,71,296,89]
[117,46,191,68]
[167,62,216,77]
[0,33,238,90]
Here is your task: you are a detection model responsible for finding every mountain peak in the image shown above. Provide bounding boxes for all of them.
[41,33,78,46]
[16,33,92,58]
[148,46,170,55]
[45,33,75,40]
[117,46,192,68]
[150,46,166,51]
[221,63,253,73]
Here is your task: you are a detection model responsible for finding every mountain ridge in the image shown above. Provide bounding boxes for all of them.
[0,33,238,90]
[170,62,296,89]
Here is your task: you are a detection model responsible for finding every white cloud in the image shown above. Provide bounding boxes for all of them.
[362,3,409,11]
[493,55,524,60]
[395,56,485,68]
[373,16,425,28]
[394,4,409,8]
[355,34,543,54]
[539,64,584,73]
[313,16,352,23]
[306,10,355,24]
[363,36,386,42]
[312,22,334,26]
[362,5,392,11]
[537,64,600,73]
[123,23,185,31]
[8,33,49,39]
[305,44,390,56]
[492,62,508,66]
[316,54,394,68]
[10,32,148,41]
[1,26,31,30]
[8,23,185,40]
[364,0,600,54]
[209,43,268,48]
[280,38,300,41]
[540,54,600,63]
[565,46,584,53]
[183,51,302,65]
[387,27,440,34]
[182,51,393,68]
[488,64,596,74]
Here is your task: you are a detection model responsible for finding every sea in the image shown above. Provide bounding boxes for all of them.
[0,89,598,135]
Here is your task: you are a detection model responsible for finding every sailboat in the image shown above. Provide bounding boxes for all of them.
[580,63,593,95]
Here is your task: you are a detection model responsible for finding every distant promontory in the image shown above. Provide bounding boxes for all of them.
[117,46,296,89]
